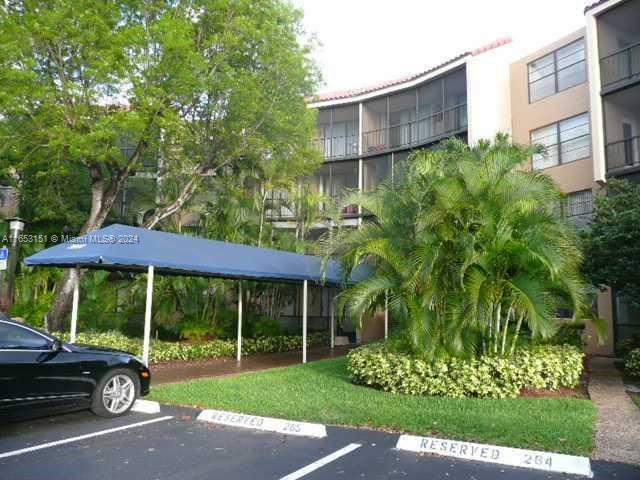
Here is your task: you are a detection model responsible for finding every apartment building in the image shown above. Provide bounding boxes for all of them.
[282,0,640,352]
[267,38,515,238]
[510,0,640,355]
[586,0,640,183]
[509,28,615,355]
[585,0,640,352]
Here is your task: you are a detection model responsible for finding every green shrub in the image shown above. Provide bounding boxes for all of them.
[55,330,328,364]
[346,343,584,399]
[546,321,585,348]
[617,332,640,358]
[625,348,640,379]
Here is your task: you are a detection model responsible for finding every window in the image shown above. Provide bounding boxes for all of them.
[528,39,586,102]
[563,189,593,229]
[565,189,593,218]
[531,113,591,169]
[0,322,51,350]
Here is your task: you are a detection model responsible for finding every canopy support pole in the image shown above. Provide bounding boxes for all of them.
[237,281,243,362]
[70,266,80,343]
[384,291,389,341]
[302,279,308,364]
[142,265,154,367]
[330,292,335,350]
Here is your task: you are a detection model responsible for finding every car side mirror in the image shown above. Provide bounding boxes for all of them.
[51,339,63,352]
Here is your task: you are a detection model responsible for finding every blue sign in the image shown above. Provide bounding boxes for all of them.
[0,247,7,270]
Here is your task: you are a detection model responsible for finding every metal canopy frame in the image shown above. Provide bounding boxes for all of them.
[67,264,332,366]
[26,224,374,367]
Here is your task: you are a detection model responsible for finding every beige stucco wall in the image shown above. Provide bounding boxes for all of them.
[361,311,385,344]
[510,28,615,356]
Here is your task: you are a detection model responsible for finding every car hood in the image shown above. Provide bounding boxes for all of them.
[68,343,135,357]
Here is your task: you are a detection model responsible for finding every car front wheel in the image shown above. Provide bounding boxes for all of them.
[91,369,139,417]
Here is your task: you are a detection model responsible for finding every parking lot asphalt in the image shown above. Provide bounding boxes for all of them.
[1,406,639,480]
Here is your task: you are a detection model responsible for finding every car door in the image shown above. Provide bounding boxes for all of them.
[0,321,91,417]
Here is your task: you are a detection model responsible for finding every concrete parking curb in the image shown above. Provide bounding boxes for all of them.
[197,409,327,438]
[396,434,593,477]
[131,399,161,414]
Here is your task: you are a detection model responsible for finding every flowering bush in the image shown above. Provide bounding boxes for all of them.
[624,348,640,379]
[347,343,584,399]
[55,330,328,364]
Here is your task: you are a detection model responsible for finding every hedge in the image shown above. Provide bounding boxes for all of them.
[55,331,329,364]
[625,348,640,379]
[347,343,584,399]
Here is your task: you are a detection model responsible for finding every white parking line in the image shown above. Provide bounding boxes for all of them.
[0,415,173,460]
[278,443,362,480]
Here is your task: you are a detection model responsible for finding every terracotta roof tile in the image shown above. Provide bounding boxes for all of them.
[584,0,611,13]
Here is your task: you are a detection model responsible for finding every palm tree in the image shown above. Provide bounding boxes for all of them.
[322,134,591,360]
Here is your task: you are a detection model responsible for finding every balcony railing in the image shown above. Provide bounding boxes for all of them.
[264,191,359,220]
[362,103,467,154]
[605,135,640,173]
[600,42,640,88]
[312,133,359,160]
[265,191,296,220]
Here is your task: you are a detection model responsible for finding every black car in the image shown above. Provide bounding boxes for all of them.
[0,319,150,422]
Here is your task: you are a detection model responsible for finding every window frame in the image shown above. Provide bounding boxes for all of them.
[563,189,594,220]
[530,112,591,170]
[527,38,586,103]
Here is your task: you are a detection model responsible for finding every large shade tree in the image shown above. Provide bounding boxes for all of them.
[0,0,319,329]
[324,135,590,359]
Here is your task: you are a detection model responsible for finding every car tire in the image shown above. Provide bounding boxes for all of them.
[91,368,140,418]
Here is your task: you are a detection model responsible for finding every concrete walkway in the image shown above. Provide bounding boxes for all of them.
[151,345,352,385]
[588,357,640,465]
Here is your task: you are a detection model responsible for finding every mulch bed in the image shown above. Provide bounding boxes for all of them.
[521,386,588,399]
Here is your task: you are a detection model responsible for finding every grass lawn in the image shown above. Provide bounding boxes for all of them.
[632,394,640,409]
[149,357,596,456]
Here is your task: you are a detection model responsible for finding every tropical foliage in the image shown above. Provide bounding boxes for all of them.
[583,178,640,308]
[347,343,584,398]
[55,330,328,364]
[0,0,321,328]
[625,348,640,379]
[324,135,593,360]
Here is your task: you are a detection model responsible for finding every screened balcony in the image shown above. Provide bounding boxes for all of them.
[265,189,296,220]
[362,154,392,191]
[597,0,640,89]
[361,68,467,154]
[603,84,640,174]
[313,105,359,160]
[312,160,359,216]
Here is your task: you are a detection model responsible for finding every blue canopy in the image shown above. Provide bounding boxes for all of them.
[24,224,358,285]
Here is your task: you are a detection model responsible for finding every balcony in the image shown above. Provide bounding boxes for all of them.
[312,133,359,160]
[596,0,640,90]
[315,104,359,160]
[362,103,467,154]
[605,135,640,173]
[603,83,640,175]
[265,189,296,220]
[600,42,640,89]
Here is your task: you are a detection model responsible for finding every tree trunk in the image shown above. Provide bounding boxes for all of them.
[510,313,525,356]
[46,171,122,331]
[500,306,512,355]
